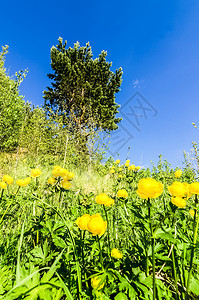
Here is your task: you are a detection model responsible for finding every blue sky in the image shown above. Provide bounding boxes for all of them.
[1,0,199,168]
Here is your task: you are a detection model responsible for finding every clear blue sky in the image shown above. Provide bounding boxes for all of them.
[1,0,199,168]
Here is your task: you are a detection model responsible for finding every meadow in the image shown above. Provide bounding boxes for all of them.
[0,153,199,300]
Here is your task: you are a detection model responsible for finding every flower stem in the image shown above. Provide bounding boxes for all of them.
[185,195,199,299]
[103,204,111,257]
[148,198,156,300]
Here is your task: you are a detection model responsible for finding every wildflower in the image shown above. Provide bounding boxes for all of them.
[171,196,186,208]
[76,214,91,230]
[189,209,195,217]
[87,213,107,236]
[118,174,123,178]
[110,169,115,174]
[48,177,56,185]
[137,178,163,199]
[66,171,74,180]
[126,159,130,163]
[135,166,141,171]
[16,177,31,187]
[117,189,128,198]
[61,180,71,189]
[91,276,104,290]
[128,164,135,171]
[115,159,120,164]
[111,248,123,259]
[189,182,199,195]
[52,166,69,178]
[174,169,182,178]
[31,168,42,178]
[119,167,123,172]
[168,181,189,198]
[0,182,7,189]
[125,162,130,167]
[95,193,114,206]
[2,175,14,185]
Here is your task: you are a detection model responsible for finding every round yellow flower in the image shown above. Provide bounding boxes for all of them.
[137,178,163,199]
[126,159,130,163]
[110,169,115,174]
[31,168,42,178]
[2,175,14,185]
[48,177,56,185]
[128,164,135,171]
[61,180,71,189]
[125,162,130,167]
[117,189,128,198]
[189,182,199,195]
[118,167,123,172]
[87,213,107,236]
[115,159,120,164]
[118,174,123,178]
[189,209,195,217]
[135,166,141,171]
[174,169,182,178]
[76,214,91,230]
[95,193,114,206]
[171,196,186,208]
[66,171,74,180]
[91,276,104,290]
[168,181,189,198]
[0,181,7,189]
[16,177,31,187]
[111,248,123,259]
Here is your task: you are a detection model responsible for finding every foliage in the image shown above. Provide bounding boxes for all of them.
[0,156,198,299]
[0,46,27,151]
[43,38,123,156]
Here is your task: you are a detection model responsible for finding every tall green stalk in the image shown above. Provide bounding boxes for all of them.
[185,195,199,299]
[103,205,111,257]
[148,198,156,300]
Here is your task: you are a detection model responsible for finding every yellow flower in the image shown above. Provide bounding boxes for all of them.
[61,180,71,189]
[189,209,195,217]
[189,182,199,195]
[48,177,56,185]
[110,169,115,174]
[135,166,141,171]
[118,167,123,172]
[2,175,14,185]
[76,214,91,230]
[95,193,114,206]
[16,177,31,187]
[126,159,130,163]
[115,159,120,164]
[87,213,107,236]
[174,169,182,178]
[91,276,104,290]
[0,182,7,189]
[137,178,163,199]
[118,174,123,178]
[168,181,189,198]
[66,171,75,180]
[31,168,42,178]
[171,196,186,208]
[111,248,123,259]
[125,162,130,167]
[117,189,128,198]
[128,164,135,171]
[52,166,69,178]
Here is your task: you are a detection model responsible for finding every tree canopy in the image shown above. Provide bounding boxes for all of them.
[0,46,26,151]
[44,38,123,133]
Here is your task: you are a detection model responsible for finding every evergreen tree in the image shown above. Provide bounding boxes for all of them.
[43,38,123,136]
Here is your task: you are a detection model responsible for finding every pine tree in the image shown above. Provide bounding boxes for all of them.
[43,38,123,136]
